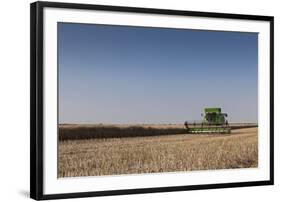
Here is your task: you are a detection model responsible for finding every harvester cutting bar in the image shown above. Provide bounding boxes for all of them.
[187,127,231,134]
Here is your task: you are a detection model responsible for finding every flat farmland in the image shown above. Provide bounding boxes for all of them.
[58,126,258,178]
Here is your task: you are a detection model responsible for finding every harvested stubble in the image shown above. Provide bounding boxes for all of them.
[58,127,258,178]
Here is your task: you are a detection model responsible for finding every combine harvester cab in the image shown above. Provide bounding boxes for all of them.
[185,108,231,134]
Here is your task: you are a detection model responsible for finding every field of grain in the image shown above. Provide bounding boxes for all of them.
[59,123,257,140]
[58,126,258,178]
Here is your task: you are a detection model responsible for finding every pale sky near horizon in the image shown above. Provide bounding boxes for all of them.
[58,23,258,124]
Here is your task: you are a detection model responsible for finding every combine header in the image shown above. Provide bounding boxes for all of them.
[184,108,231,134]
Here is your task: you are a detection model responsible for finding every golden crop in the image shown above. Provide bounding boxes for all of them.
[58,126,258,178]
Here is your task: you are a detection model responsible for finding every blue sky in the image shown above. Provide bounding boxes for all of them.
[58,23,258,124]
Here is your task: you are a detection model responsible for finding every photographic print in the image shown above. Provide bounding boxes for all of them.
[30,1,273,200]
[58,23,258,178]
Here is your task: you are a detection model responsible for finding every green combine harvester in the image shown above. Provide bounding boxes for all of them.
[184,108,231,134]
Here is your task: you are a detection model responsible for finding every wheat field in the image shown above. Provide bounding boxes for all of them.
[58,126,258,178]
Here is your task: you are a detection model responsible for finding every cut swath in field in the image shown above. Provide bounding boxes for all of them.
[58,127,258,178]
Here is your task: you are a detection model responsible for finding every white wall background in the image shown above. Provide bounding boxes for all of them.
[0,0,279,201]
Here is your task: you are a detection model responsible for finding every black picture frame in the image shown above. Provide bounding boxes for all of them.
[30,1,274,200]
